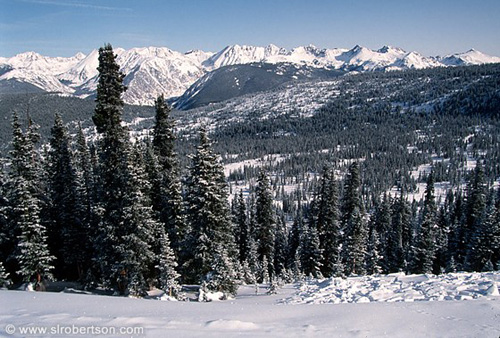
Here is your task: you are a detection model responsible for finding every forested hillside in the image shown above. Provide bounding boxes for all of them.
[0,47,499,298]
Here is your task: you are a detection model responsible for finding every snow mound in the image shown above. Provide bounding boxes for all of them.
[283,272,500,304]
[205,319,259,330]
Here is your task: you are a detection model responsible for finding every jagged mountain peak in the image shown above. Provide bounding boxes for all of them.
[441,48,500,66]
[2,44,499,105]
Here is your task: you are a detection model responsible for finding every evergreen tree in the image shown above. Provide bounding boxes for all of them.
[341,162,367,275]
[372,194,392,272]
[46,114,86,280]
[117,146,158,296]
[389,193,412,273]
[260,255,270,284]
[92,44,155,295]
[184,128,236,289]
[414,173,437,274]
[466,190,497,271]
[0,166,13,275]
[73,123,97,283]
[234,190,249,263]
[9,113,54,284]
[255,170,276,278]
[299,221,323,278]
[365,225,382,275]
[287,204,304,270]
[205,245,239,298]
[434,204,450,274]
[313,167,341,277]
[464,162,488,271]
[447,191,467,270]
[0,261,10,287]
[151,95,186,257]
[492,189,500,269]
[92,44,126,134]
[273,214,288,277]
[156,231,181,298]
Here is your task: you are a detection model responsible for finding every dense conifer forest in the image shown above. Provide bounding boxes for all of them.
[0,45,499,298]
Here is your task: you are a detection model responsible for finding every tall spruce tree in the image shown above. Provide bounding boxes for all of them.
[46,114,86,280]
[9,113,54,284]
[466,190,497,271]
[447,191,467,270]
[273,214,288,277]
[287,203,304,271]
[365,225,382,275]
[464,162,487,271]
[414,173,437,274]
[255,170,276,278]
[73,123,97,283]
[313,167,341,277]
[151,95,186,257]
[299,221,323,278]
[92,44,156,295]
[0,164,13,276]
[341,162,367,275]
[234,190,250,263]
[184,127,236,291]
[156,230,181,298]
[388,193,412,272]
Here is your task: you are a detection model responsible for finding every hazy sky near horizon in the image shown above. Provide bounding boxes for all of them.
[1,0,499,57]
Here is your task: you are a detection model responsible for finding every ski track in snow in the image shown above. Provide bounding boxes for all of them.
[1,272,499,337]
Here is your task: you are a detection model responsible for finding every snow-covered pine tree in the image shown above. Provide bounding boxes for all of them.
[151,95,186,258]
[492,188,500,269]
[287,203,304,271]
[74,123,95,217]
[156,231,181,298]
[260,255,270,284]
[73,123,97,283]
[365,225,382,275]
[184,127,236,290]
[255,170,276,278]
[464,162,487,271]
[434,203,450,274]
[92,44,131,290]
[273,214,288,278]
[92,44,126,134]
[299,221,323,278]
[92,44,156,296]
[234,189,249,263]
[446,191,467,270]
[0,166,12,275]
[0,260,10,287]
[341,162,368,276]
[117,145,158,296]
[465,190,497,271]
[205,245,239,298]
[389,193,412,273]
[246,236,260,281]
[372,194,392,272]
[313,167,341,277]
[414,172,437,274]
[46,114,86,280]
[9,113,54,284]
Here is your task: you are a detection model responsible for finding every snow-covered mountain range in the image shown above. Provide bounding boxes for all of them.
[1,44,499,105]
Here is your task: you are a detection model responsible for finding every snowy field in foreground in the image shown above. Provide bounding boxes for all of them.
[1,272,499,337]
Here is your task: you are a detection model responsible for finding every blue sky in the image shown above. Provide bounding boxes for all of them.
[1,0,499,57]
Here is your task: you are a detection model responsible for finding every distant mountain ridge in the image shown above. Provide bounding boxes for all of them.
[1,44,499,105]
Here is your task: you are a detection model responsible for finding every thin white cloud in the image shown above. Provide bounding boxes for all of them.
[20,0,132,12]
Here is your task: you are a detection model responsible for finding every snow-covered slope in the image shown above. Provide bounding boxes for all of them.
[285,272,500,304]
[1,44,499,105]
[440,49,500,66]
[1,272,499,337]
